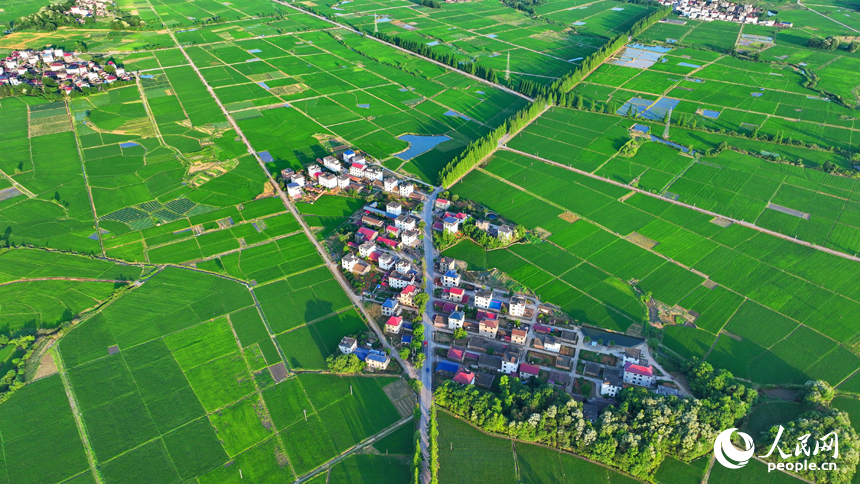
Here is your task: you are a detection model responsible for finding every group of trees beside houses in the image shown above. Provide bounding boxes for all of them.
[435,359,757,480]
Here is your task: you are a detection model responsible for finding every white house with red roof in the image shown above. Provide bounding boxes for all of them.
[435,198,451,211]
[519,363,540,380]
[442,287,465,303]
[306,164,323,178]
[356,227,378,243]
[349,162,366,177]
[399,285,419,306]
[385,315,403,334]
[623,362,655,387]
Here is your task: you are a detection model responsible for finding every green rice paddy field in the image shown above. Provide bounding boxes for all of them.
[450,146,860,387]
[508,108,860,257]
[0,253,405,484]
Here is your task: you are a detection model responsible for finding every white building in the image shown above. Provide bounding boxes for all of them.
[341,253,359,272]
[286,183,302,198]
[624,362,655,387]
[379,253,396,271]
[399,182,414,197]
[319,173,337,189]
[401,230,419,246]
[474,290,493,309]
[601,367,623,397]
[291,174,306,187]
[338,337,357,354]
[381,298,399,316]
[394,215,417,231]
[448,311,465,330]
[349,162,366,178]
[359,242,378,258]
[384,177,398,192]
[365,167,383,181]
[337,174,351,189]
[395,260,412,275]
[509,295,527,317]
[323,155,342,173]
[387,201,402,216]
[501,351,519,374]
[388,274,415,290]
[442,270,461,288]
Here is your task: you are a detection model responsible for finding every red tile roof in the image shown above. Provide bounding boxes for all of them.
[351,162,365,169]
[386,316,402,327]
[519,363,540,376]
[453,369,475,385]
[447,347,464,360]
[378,237,398,248]
[401,285,417,294]
[477,311,497,320]
[624,362,653,377]
[480,319,498,329]
[448,287,464,296]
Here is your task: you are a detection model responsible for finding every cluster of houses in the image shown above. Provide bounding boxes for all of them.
[658,0,792,26]
[586,347,677,398]
[337,336,391,370]
[283,150,425,203]
[68,0,113,19]
[340,201,424,281]
[1,50,131,93]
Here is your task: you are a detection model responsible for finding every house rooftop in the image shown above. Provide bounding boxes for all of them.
[519,363,540,376]
[382,298,397,308]
[624,362,654,377]
[386,316,402,327]
[453,369,475,385]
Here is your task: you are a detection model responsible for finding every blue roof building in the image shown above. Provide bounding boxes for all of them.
[382,299,397,309]
[353,348,370,361]
[435,361,459,373]
[402,335,412,344]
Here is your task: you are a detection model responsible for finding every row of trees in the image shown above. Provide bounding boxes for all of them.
[364,30,499,84]
[808,36,842,51]
[435,358,756,480]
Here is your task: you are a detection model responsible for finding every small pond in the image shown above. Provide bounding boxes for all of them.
[394,135,451,161]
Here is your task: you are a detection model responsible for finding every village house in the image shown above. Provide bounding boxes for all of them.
[438,256,457,273]
[322,155,342,173]
[584,362,601,378]
[386,226,400,238]
[401,230,419,246]
[501,351,519,374]
[286,183,302,198]
[435,198,451,211]
[624,347,644,365]
[448,311,465,329]
[510,329,527,346]
[385,315,403,334]
[364,167,383,181]
[387,201,402,216]
[398,182,414,197]
[399,285,419,306]
[656,385,680,397]
[341,253,359,272]
[623,362,655,387]
[349,162,366,178]
[395,260,413,275]
[395,215,417,231]
[359,241,378,258]
[453,368,475,385]
[366,350,390,370]
[442,287,465,303]
[306,164,322,179]
[478,354,502,372]
[379,253,396,271]
[356,227,378,243]
[509,295,527,317]
[601,367,623,397]
[443,216,460,233]
[337,174,351,189]
[556,356,572,371]
[342,149,356,163]
[475,372,495,390]
[361,215,384,228]
[474,289,494,309]
[497,224,514,242]
[384,177,398,192]
[534,334,561,353]
[442,270,461,287]
[338,337,357,354]
[388,273,416,290]
[519,363,540,380]
[447,346,465,362]
[381,298,400,316]
[319,173,337,189]
[479,319,499,339]
[290,173,305,187]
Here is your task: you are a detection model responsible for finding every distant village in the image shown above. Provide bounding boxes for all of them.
[1,49,132,94]
[658,0,793,27]
[67,0,114,20]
